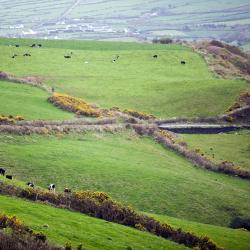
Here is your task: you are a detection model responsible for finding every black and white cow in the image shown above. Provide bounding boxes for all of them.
[0,168,5,176]
[48,184,56,192]
[27,182,34,188]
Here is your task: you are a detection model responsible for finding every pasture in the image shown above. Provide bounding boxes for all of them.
[180,130,250,170]
[0,38,247,118]
[0,195,180,250]
[0,81,73,120]
[0,132,249,227]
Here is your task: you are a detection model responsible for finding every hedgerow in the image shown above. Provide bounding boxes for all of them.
[0,182,222,250]
[129,124,250,179]
[123,109,155,120]
[48,93,101,117]
[0,115,24,124]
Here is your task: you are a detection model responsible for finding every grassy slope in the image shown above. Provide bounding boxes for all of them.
[0,132,249,227]
[150,213,250,250]
[180,130,250,170]
[0,81,73,120]
[0,38,247,118]
[0,195,184,250]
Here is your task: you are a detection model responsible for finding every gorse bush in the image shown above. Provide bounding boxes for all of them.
[48,93,101,117]
[123,109,155,120]
[0,214,63,250]
[0,182,222,250]
[0,115,24,124]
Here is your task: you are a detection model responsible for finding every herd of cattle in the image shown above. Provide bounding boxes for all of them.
[10,43,186,64]
[0,167,71,193]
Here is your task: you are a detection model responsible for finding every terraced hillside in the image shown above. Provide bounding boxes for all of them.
[0,38,249,250]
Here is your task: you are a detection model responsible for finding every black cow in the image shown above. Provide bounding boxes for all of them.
[38,44,42,47]
[48,184,56,192]
[6,175,12,180]
[27,182,34,188]
[64,188,71,193]
[15,44,20,47]
[31,44,36,47]
[64,55,71,59]
[181,61,186,65]
[11,54,18,59]
[0,168,5,176]
[153,55,158,58]
[23,53,31,57]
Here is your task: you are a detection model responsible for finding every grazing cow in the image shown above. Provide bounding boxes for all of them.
[64,188,71,193]
[27,182,34,188]
[23,53,31,57]
[153,55,158,58]
[6,175,12,180]
[181,60,186,65]
[48,184,56,192]
[0,168,6,176]
[64,55,71,59]
[38,44,42,47]
[15,44,20,47]
[11,54,18,59]
[31,44,36,47]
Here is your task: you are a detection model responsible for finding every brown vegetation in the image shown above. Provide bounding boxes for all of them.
[0,182,222,250]
[0,214,63,250]
[193,40,250,81]
[123,109,155,120]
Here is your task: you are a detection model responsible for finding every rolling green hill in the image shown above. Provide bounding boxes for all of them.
[0,132,249,227]
[0,38,247,118]
[0,81,73,120]
[0,38,249,250]
[0,195,184,250]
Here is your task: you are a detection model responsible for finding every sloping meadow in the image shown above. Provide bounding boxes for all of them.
[0,131,249,227]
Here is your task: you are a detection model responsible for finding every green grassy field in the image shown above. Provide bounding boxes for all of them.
[0,195,183,250]
[0,132,249,227]
[0,81,73,120]
[150,213,250,250]
[0,38,247,118]
[180,130,250,170]
[1,194,249,250]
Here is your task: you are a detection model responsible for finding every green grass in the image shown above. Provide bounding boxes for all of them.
[0,81,73,120]
[149,213,250,250]
[179,130,250,170]
[0,38,247,118]
[0,195,184,250]
[0,132,249,227]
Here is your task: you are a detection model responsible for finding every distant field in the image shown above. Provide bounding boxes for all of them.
[180,130,250,170]
[0,0,249,41]
[0,132,249,226]
[0,38,247,118]
[0,81,73,120]
[0,195,180,250]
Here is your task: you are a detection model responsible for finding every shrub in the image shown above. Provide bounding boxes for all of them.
[230,217,250,231]
[48,93,101,117]
[123,109,155,120]
[0,115,24,124]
